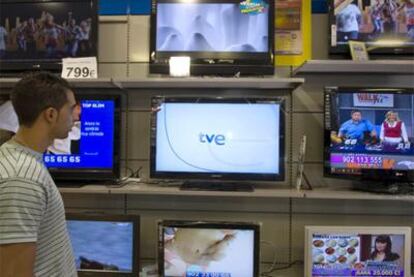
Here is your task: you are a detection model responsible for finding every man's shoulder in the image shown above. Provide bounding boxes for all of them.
[0,143,49,183]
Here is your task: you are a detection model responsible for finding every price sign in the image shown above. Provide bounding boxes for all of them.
[61,57,98,79]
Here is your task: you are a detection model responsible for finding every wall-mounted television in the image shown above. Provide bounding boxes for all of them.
[305,226,412,277]
[150,96,285,190]
[149,0,275,76]
[0,0,98,74]
[66,213,140,277]
[0,93,121,183]
[329,0,414,56]
[324,87,414,187]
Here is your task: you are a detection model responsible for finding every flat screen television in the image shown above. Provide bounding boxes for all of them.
[149,0,275,75]
[0,93,121,182]
[329,0,414,56]
[0,0,98,74]
[324,87,414,186]
[305,226,412,277]
[66,213,140,277]
[158,220,260,277]
[150,96,285,190]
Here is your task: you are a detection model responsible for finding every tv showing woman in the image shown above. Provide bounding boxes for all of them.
[370,235,400,262]
[380,111,409,145]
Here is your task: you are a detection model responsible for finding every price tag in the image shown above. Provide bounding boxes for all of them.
[61,57,98,79]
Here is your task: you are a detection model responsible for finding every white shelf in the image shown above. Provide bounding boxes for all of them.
[57,182,414,202]
[113,77,304,90]
[293,60,414,75]
[0,77,304,90]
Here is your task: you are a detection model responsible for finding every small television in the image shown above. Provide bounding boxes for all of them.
[324,87,414,187]
[329,0,414,56]
[305,226,412,277]
[0,0,98,74]
[0,93,121,182]
[150,96,285,190]
[66,213,140,277]
[46,94,121,182]
[158,220,260,277]
[149,0,275,76]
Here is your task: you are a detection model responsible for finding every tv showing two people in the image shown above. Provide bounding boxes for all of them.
[0,98,115,171]
[162,227,255,277]
[0,1,96,60]
[326,91,414,175]
[153,100,282,177]
[67,220,134,273]
[156,1,269,53]
[332,0,414,46]
[312,233,405,277]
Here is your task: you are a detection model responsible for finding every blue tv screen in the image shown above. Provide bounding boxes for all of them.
[156,3,269,53]
[44,96,119,179]
[151,98,285,181]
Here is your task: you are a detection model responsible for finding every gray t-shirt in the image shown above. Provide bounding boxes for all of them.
[0,140,77,277]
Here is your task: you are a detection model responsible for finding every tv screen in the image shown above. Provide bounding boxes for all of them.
[66,213,140,277]
[150,0,274,75]
[158,220,260,277]
[0,0,98,72]
[329,0,414,55]
[324,87,414,182]
[305,226,412,277]
[156,3,268,53]
[150,97,285,182]
[0,94,121,182]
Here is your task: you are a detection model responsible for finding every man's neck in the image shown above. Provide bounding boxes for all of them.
[14,127,52,153]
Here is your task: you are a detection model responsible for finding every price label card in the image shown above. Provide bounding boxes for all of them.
[61,57,98,79]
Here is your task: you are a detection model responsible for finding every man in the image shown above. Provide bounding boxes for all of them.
[338,110,377,141]
[0,72,78,277]
[0,24,7,58]
[336,1,362,41]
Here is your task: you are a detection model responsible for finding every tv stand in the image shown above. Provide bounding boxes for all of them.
[353,181,414,195]
[180,181,254,192]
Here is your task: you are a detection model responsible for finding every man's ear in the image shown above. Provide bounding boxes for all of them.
[43,107,58,124]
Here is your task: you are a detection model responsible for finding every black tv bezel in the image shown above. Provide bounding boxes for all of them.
[150,96,285,183]
[158,220,261,277]
[47,93,121,182]
[149,0,275,70]
[0,0,99,73]
[323,86,414,183]
[65,213,140,277]
[328,1,414,56]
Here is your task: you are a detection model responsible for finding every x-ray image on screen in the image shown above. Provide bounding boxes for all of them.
[155,102,280,174]
[156,3,269,52]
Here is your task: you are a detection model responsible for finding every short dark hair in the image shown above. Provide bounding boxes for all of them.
[351,110,361,115]
[11,72,73,127]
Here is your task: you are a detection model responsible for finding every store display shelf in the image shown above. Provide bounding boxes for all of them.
[303,184,414,202]
[0,77,304,90]
[113,77,304,90]
[0,78,115,89]
[293,60,414,75]
[57,182,414,202]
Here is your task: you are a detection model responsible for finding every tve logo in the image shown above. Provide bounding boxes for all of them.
[199,133,226,146]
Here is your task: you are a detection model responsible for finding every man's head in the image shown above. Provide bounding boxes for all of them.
[11,72,78,140]
[351,110,362,122]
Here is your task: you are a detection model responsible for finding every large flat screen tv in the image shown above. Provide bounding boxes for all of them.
[149,0,275,75]
[0,0,98,73]
[0,93,121,183]
[305,226,412,277]
[150,96,285,189]
[329,0,414,56]
[324,87,414,185]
